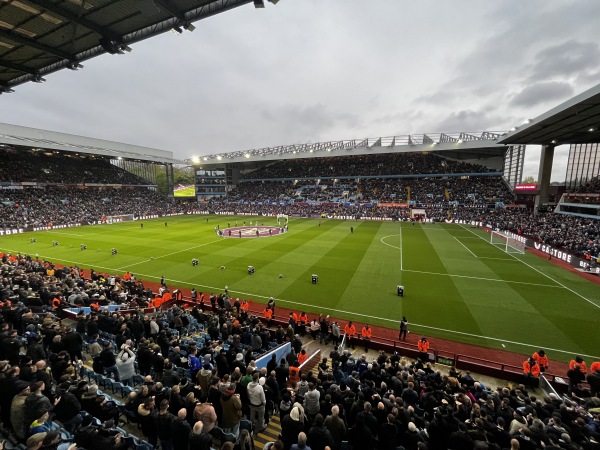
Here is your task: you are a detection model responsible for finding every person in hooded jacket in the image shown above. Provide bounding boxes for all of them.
[115,345,136,386]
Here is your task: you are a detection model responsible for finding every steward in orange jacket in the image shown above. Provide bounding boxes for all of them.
[418,337,430,353]
[344,321,356,350]
[240,300,249,313]
[289,363,300,383]
[361,325,373,352]
[263,307,273,326]
[298,349,308,365]
[532,350,548,372]
[570,356,587,373]
[417,336,430,362]
[523,358,540,377]
[590,361,600,373]
[523,357,540,388]
[298,313,309,336]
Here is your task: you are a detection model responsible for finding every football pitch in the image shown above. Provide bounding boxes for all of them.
[2,215,599,361]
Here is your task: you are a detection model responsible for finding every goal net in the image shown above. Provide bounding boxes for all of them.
[490,230,526,254]
[105,214,134,223]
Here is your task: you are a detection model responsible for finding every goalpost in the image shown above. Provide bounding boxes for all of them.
[105,214,134,223]
[490,230,526,254]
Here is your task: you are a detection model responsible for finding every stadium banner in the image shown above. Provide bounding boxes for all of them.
[378,202,408,207]
[514,183,538,191]
[0,227,25,236]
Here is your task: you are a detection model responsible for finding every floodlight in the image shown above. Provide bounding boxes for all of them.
[254,0,265,7]
[32,75,46,83]
[244,153,250,158]
[183,23,196,32]
[268,0,279,3]
[589,128,595,132]
[551,140,557,144]
[172,26,183,34]
[68,61,84,70]
[191,156,200,164]
[457,139,463,143]
[120,45,132,53]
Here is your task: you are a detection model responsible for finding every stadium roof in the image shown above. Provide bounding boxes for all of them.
[192,131,510,169]
[0,0,261,92]
[498,82,600,146]
[0,121,178,163]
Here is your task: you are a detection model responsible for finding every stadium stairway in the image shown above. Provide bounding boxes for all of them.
[254,414,282,449]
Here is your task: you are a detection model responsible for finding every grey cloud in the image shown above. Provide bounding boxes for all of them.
[528,40,600,82]
[259,103,362,144]
[510,81,574,107]
[434,110,509,133]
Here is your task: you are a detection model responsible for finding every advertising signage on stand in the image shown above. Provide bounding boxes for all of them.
[514,184,538,192]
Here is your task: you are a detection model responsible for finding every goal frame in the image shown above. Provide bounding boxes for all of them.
[490,230,525,254]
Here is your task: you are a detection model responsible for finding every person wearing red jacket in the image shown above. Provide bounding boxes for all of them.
[532,349,549,372]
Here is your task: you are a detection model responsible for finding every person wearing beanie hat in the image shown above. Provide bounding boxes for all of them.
[221,383,242,437]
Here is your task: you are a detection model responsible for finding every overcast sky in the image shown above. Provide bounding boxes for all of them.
[1,0,599,181]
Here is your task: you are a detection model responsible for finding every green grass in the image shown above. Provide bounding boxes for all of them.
[2,216,599,362]
[173,186,195,197]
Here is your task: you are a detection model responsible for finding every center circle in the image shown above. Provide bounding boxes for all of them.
[219,226,283,238]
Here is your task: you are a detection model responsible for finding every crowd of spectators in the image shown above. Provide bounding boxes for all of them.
[228,177,513,206]
[0,149,148,185]
[0,150,598,259]
[242,153,495,180]
[572,178,600,194]
[0,252,600,450]
[0,187,197,230]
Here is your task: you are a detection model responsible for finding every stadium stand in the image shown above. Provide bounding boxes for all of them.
[0,252,599,450]
[0,148,149,185]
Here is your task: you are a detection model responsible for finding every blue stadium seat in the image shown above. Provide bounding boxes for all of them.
[100,376,114,391]
[112,381,125,396]
[122,385,134,397]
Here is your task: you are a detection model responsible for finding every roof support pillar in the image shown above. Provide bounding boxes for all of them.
[534,144,554,214]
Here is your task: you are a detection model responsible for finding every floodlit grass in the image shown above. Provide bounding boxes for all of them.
[2,215,599,361]
[173,186,195,197]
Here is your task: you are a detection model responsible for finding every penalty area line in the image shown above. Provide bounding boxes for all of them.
[458,224,600,311]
